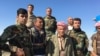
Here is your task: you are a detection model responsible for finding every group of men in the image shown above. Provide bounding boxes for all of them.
[0,4,99,56]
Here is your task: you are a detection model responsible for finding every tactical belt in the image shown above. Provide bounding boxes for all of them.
[33,43,44,46]
[33,43,44,49]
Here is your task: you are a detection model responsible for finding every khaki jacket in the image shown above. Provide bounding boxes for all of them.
[91,33,97,56]
[46,34,75,56]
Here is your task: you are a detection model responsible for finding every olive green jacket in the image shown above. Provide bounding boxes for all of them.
[44,16,57,37]
[68,29,89,56]
[0,25,32,56]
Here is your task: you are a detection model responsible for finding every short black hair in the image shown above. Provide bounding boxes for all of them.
[17,8,27,16]
[35,16,44,22]
[34,16,45,28]
[28,4,34,8]
[73,18,81,24]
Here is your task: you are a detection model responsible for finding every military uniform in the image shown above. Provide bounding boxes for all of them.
[26,13,36,28]
[44,16,57,40]
[68,29,89,56]
[0,24,32,56]
[31,27,46,56]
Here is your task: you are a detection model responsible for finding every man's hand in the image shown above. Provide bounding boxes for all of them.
[91,51,97,56]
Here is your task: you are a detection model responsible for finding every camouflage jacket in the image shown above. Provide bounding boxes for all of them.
[0,24,32,56]
[26,13,36,28]
[44,16,57,37]
[68,29,89,56]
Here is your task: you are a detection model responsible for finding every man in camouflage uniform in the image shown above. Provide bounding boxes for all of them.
[68,18,89,56]
[26,4,36,28]
[44,7,57,40]
[31,16,46,56]
[0,8,32,56]
[90,22,100,56]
